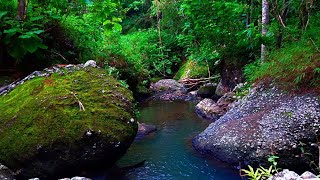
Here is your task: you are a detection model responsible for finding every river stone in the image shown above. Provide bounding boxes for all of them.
[215,80,229,97]
[300,171,317,179]
[150,79,186,92]
[268,169,302,180]
[150,79,190,101]
[136,122,157,139]
[83,60,97,68]
[195,92,235,121]
[0,67,137,179]
[193,85,320,170]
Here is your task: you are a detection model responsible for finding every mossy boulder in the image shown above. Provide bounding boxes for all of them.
[174,59,208,81]
[197,83,217,98]
[0,66,137,179]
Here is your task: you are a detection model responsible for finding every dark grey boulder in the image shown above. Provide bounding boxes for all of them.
[193,85,320,169]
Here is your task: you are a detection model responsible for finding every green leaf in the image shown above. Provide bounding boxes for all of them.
[32,30,44,34]
[30,16,44,21]
[0,11,8,19]
[38,43,48,50]
[19,34,32,39]
[3,28,19,35]
[103,20,112,25]
[112,17,122,22]
[112,23,122,32]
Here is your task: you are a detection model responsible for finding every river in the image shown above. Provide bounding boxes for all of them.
[93,100,241,180]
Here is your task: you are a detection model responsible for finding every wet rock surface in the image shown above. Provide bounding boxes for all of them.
[195,92,236,121]
[0,163,14,180]
[269,170,319,180]
[136,122,157,139]
[193,85,320,169]
[0,61,137,179]
[150,79,201,101]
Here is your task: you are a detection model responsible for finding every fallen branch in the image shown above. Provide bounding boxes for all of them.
[51,51,69,63]
[71,92,85,111]
[179,76,220,83]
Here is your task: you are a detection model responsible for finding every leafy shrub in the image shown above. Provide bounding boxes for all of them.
[241,155,280,180]
[244,36,320,92]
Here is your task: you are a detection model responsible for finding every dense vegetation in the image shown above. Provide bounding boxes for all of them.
[0,0,319,93]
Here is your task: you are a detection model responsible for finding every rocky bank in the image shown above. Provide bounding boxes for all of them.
[193,84,320,170]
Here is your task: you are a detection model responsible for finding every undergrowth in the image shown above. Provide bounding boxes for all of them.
[244,37,320,93]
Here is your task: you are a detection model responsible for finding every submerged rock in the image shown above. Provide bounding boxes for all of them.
[193,85,320,170]
[136,122,157,139]
[0,63,137,179]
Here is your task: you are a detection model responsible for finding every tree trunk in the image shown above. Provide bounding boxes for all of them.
[261,0,269,63]
[17,0,27,21]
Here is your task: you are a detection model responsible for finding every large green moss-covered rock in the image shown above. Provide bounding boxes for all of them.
[0,66,137,179]
[174,59,208,81]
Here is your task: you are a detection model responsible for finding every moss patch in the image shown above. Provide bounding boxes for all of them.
[0,67,137,170]
[174,59,208,80]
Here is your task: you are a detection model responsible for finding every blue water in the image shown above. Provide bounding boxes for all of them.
[110,100,241,180]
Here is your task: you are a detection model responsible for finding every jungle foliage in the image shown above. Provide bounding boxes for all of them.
[0,0,319,92]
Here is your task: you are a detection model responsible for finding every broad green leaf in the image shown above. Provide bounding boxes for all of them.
[103,20,112,25]
[112,17,122,22]
[4,28,19,34]
[0,11,7,19]
[19,34,32,39]
[112,23,122,32]
[38,44,48,50]
[32,30,44,34]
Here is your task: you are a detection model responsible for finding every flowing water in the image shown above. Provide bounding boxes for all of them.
[94,100,241,180]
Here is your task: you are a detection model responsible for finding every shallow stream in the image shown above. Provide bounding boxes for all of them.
[94,100,241,179]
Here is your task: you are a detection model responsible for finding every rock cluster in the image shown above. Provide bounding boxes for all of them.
[269,170,319,180]
[193,85,320,169]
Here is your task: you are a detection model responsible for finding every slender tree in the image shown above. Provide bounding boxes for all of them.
[261,0,269,63]
[17,0,27,21]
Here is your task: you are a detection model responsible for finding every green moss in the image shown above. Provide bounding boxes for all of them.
[0,67,136,168]
[174,59,208,80]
